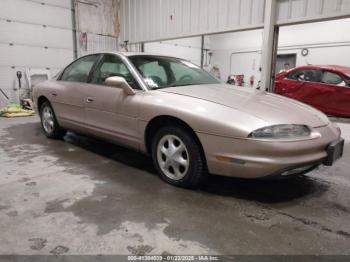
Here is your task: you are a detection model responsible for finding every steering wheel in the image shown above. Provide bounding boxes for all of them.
[148,75,164,87]
[179,74,193,82]
[297,75,304,81]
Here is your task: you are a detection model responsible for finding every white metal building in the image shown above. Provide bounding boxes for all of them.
[1,0,350,108]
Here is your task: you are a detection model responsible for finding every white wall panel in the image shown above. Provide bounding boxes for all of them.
[0,0,73,107]
[120,0,266,43]
[30,0,71,9]
[144,37,203,65]
[189,0,200,34]
[79,33,117,57]
[240,0,254,26]
[0,44,73,72]
[0,0,72,29]
[199,0,210,33]
[0,20,73,49]
[252,0,266,25]
[277,0,350,25]
[228,0,242,27]
[120,0,350,43]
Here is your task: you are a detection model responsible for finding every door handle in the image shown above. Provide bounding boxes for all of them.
[86,97,94,103]
[51,92,57,97]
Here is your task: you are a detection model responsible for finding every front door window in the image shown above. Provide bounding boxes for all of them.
[90,54,140,89]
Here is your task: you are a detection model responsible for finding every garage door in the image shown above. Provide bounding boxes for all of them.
[0,0,74,107]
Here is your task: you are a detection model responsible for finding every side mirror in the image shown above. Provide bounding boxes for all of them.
[105,76,136,96]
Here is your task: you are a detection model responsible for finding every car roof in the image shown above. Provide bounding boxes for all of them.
[101,51,177,58]
[292,65,350,74]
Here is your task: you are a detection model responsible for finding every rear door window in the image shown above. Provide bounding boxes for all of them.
[321,71,346,87]
[60,55,100,83]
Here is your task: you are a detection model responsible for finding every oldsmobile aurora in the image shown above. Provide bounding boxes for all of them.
[33,52,344,188]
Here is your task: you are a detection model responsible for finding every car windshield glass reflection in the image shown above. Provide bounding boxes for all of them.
[129,55,221,89]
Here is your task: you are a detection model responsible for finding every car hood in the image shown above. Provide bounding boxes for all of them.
[159,84,330,128]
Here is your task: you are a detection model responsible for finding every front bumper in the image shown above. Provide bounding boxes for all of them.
[197,124,343,179]
[263,138,344,179]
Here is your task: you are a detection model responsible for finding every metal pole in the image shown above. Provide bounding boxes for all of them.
[260,0,278,92]
[71,0,78,59]
[270,26,279,92]
[200,35,205,68]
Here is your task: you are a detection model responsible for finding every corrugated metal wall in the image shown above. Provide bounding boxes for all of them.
[120,0,266,43]
[120,0,350,43]
[277,0,350,25]
[78,33,118,57]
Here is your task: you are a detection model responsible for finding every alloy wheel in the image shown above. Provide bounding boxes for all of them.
[42,106,55,134]
[156,134,189,180]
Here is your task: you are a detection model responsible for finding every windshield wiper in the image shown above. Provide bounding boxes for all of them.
[167,84,194,88]
[149,87,163,90]
[149,84,195,90]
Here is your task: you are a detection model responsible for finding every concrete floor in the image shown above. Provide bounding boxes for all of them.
[0,116,350,255]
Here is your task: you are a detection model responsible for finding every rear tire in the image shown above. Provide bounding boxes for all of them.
[151,125,207,188]
[40,101,66,139]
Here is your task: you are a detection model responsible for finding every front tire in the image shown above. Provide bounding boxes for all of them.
[152,126,207,188]
[40,101,66,139]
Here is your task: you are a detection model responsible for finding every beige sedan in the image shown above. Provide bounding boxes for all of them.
[33,52,344,188]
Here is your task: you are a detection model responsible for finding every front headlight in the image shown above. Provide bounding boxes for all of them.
[249,124,311,139]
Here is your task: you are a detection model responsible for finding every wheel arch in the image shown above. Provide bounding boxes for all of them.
[37,96,50,112]
[144,115,207,164]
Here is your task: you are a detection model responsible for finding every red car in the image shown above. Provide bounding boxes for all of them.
[275,65,350,117]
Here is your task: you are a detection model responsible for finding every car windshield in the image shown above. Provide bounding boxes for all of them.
[129,55,221,89]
